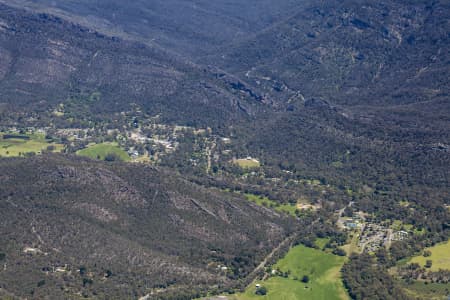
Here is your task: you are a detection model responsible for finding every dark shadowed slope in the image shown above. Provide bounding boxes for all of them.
[0,1,448,207]
[205,0,449,161]
[3,1,448,133]
[211,0,449,107]
[1,0,304,58]
[0,3,265,128]
[5,0,449,110]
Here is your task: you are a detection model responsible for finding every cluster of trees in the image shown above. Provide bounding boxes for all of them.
[397,262,450,284]
[255,286,267,296]
[342,254,411,300]
[342,223,449,299]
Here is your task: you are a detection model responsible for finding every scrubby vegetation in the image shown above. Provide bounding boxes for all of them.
[342,253,410,300]
[0,155,295,299]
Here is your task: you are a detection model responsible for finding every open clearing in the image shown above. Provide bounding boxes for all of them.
[402,281,449,300]
[0,133,63,157]
[76,142,130,161]
[315,238,330,250]
[234,158,260,169]
[341,231,361,256]
[231,245,348,300]
[244,194,297,217]
[409,241,450,271]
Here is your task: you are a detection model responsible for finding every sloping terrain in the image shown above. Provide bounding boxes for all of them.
[208,0,450,148]
[2,1,448,138]
[1,0,303,57]
[0,3,264,128]
[206,0,450,197]
[0,0,447,226]
[212,0,449,106]
[0,0,447,234]
[0,155,292,299]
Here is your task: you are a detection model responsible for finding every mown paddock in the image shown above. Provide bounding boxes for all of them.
[408,241,450,271]
[0,133,63,157]
[402,281,450,300]
[244,193,297,217]
[234,158,260,169]
[76,142,130,161]
[231,245,349,300]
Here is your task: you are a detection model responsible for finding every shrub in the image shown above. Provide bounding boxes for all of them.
[37,280,46,287]
[104,153,120,162]
[255,286,267,296]
[332,248,347,256]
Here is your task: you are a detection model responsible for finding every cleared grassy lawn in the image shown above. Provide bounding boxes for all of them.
[234,158,260,169]
[0,133,63,157]
[244,194,297,217]
[409,241,450,271]
[233,245,349,300]
[76,142,130,161]
[402,281,449,300]
[315,238,330,250]
[390,220,414,231]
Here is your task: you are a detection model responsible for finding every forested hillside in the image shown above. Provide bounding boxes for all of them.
[0,155,293,299]
[0,3,263,128]
[2,0,303,57]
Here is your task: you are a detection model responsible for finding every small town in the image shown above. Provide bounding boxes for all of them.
[338,206,411,254]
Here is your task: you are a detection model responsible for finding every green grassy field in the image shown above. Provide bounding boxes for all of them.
[244,194,297,217]
[232,245,349,300]
[315,238,330,250]
[390,220,414,231]
[402,281,449,300]
[0,133,63,157]
[409,241,450,271]
[234,158,260,169]
[76,142,130,161]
